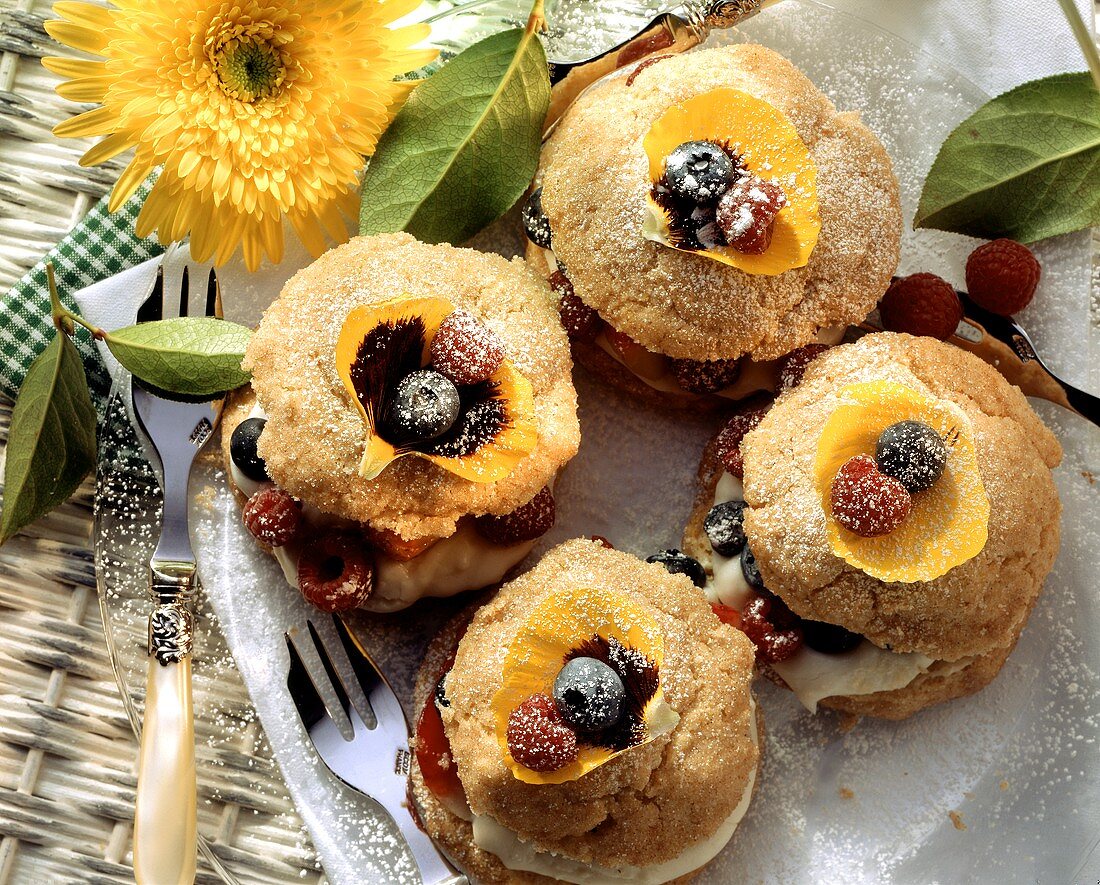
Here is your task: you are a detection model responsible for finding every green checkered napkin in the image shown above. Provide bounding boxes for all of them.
[0,177,163,408]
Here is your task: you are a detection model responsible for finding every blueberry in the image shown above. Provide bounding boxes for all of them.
[384,370,461,444]
[230,416,269,483]
[663,141,736,204]
[646,549,706,588]
[522,186,553,249]
[704,501,746,557]
[553,657,625,731]
[741,543,765,590]
[802,620,862,655]
[875,420,948,493]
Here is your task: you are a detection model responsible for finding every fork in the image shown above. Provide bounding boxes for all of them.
[130,265,223,885]
[286,617,467,885]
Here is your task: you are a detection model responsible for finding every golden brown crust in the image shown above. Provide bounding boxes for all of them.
[435,539,758,872]
[739,333,1061,661]
[537,45,902,362]
[242,233,580,541]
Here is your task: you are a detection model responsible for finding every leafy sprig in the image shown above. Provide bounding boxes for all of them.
[0,264,253,544]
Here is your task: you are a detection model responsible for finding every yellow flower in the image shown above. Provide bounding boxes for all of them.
[43,0,436,270]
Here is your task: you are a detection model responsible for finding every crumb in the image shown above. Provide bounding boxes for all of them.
[839,787,854,800]
[949,810,967,831]
[1082,470,1095,485]
[838,713,861,733]
[999,780,1009,791]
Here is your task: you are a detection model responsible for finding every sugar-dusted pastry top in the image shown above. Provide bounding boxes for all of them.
[741,332,1061,661]
[441,538,758,871]
[243,233,580,540]
[537,44,902,362]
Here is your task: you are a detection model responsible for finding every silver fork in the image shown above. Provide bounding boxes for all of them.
[129,265,223,885]
[285,617,467,885]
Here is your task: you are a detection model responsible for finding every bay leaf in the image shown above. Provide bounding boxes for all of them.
[358,20,550,245]
[914,72,1100,243]
[1,330,97,544]
[105,317,252,396]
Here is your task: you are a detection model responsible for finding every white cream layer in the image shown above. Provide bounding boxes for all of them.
[705,471,949,712]
[231,405,533,612]
[470,701,758,885]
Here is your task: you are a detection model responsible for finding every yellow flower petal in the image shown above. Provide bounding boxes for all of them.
[79,132,134,167]
[813,381,990,583]
[493,587,678,785]
[54,106,117,139]
[642,87,821,276]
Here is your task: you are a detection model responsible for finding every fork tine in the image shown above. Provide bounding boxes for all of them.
[306,620,353,719]
[285,632,328,730]
[136,265,164,323]
[205,268,219,319]
[178,265,190,318]
[332,615,407,730]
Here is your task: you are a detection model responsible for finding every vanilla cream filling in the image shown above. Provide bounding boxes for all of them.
[231,405,533,612]
[470,700,759,884]
[705,471,958,711]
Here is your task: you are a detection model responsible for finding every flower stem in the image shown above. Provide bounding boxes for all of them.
[46,263,106,340]
[1057,0,1100,90]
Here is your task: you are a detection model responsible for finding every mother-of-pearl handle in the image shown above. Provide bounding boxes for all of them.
[133,656,197,885]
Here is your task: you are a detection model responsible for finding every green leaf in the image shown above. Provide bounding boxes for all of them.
[105,317,252,396]
[1,331,97,545]
[358,21,550,244]
[914,72,1100,243]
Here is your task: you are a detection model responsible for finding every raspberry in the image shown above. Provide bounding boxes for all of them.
[777,343,830,393]
[711,602,742,629]
[716,174,787,254]
[474,487,556,545]
[670,357,742,394]
[830,454,912,537]
[552,271,601,342]
[714,403,770,477]
[965,238,1041,316]
[296,534,374,612]
[506,693,578,772]
[589,535,614,549]
[741,594,803,663]
[878,273,962,340]
[430,309,505,386]
[242,486,302,547]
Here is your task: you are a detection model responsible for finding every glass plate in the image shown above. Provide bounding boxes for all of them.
[94,3,1100,884]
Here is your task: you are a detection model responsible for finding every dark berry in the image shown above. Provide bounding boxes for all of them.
[801,620,862,655]
[740,594,803,663]
[553,657,626,732]
[384,369,461,444]
[430,309,505,386]
[296,534,374,612]
[777,344,830,393]
[875,420,948,493]
[434,672,450,709]
[830,454,912,537]
[716,174,787,254]
[704,500,746,557]
[474,487,556,545]
[646,549,706,588]
[552,271,602,342]
[522,186,552,249]
[878,273,962,341]
[670,357,742,394]
[230,416,269,483]
[242,486,302,547]
[507,694,578,772]
[740,543,765,590]
[714,403,770,477]
[965,239,1040,316]
[662,140,736,204]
